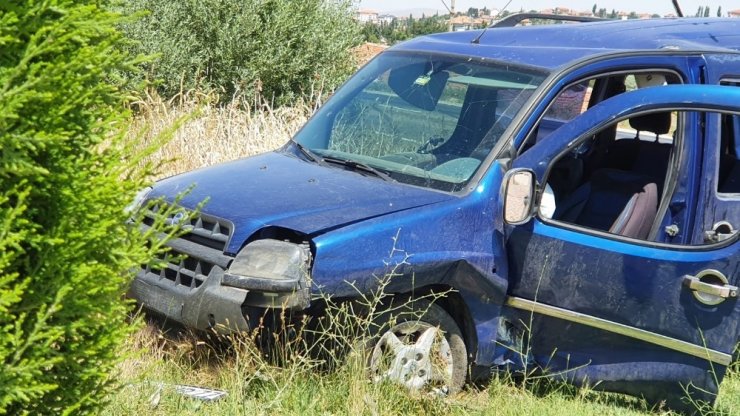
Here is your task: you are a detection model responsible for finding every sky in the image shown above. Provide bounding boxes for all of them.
[358,0,733,17]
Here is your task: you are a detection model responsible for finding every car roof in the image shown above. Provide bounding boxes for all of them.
[392,18,740,71]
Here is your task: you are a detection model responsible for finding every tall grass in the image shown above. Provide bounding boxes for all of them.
[108,323,740,415]
[112,93,740,416]
[106,316,738,415]
[127,90,314,179]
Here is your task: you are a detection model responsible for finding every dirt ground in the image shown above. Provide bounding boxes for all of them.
[352,42,387,67]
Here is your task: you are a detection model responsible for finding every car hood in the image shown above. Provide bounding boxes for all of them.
[150,151,454,252]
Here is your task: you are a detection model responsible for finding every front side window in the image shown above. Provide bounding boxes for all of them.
[293,52,547,191]
[524,71,681,149]
[542,80,592,122]
[539,109,683,243]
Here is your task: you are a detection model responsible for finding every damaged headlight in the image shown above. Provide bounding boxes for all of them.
[222,239,311,292]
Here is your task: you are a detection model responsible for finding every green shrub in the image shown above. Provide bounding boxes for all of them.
[0,1,162,414]
[121,0,362,106]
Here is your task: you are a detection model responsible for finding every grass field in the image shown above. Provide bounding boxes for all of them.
[104,320,738,416]
[112,93,739,416]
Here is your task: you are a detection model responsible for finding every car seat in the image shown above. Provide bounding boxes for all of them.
[552,169,658,239]
[432,85,499,161]
[606,113,672,175]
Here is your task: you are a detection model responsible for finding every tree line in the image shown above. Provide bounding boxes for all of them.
[362,4,732,45]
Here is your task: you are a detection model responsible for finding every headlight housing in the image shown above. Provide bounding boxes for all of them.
[223,239,312,293]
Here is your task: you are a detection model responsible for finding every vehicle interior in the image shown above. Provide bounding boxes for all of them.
[530,72,682,241]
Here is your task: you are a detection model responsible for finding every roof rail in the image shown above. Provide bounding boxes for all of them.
[490,13,607,28]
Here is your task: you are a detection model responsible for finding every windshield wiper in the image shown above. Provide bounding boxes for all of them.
[291,139,326,165]
[322,156,396,182]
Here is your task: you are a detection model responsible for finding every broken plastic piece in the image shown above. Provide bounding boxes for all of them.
[174,384,227,401]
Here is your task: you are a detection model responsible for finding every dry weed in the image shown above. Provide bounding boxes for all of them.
[126,90,314,179]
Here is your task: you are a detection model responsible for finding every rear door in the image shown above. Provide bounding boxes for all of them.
[695,54,740,244]
[504,85,740,409]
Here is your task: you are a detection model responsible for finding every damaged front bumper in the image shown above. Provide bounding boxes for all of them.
[129,207,312,333]
[130,266,250,332]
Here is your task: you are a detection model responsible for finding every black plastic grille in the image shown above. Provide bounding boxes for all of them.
[142,204,232,252]
[140,204,234,290]
[142,248,217,289]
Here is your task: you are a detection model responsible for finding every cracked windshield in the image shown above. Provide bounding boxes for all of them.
[294,52,546,191]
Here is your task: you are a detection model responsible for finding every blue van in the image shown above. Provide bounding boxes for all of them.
[130,16,740,411]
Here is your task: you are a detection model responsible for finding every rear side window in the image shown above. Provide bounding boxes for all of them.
[694,80,740,245]
[717,114,740,194]
[718,81,740,194]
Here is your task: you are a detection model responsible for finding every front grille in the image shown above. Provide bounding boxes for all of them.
[142,204,232,252]
[140,204,234,290]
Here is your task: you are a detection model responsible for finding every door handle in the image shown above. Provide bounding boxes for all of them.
[683,270,738,305]
[684,276,738,298]
[703,221,737,244]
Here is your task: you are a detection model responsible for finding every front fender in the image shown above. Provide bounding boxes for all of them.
[308,185,508,366]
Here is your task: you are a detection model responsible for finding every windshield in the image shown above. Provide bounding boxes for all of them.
[292,51,547,192]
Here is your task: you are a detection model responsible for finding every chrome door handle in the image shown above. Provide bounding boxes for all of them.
[683,270,738,305]
[684,276,738,298]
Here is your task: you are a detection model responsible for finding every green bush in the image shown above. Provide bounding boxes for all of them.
[0,2,161,414]
[121,0,362,105]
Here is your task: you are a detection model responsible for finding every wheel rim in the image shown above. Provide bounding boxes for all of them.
[370,321,454,394]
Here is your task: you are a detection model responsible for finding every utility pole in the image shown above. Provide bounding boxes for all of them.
[444,0,456,32]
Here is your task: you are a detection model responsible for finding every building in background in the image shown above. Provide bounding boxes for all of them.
[356,9,378,24]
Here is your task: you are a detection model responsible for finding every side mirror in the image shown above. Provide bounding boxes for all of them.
[503,169,535,225]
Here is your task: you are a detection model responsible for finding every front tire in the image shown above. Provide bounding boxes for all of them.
[368,299,467,394]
